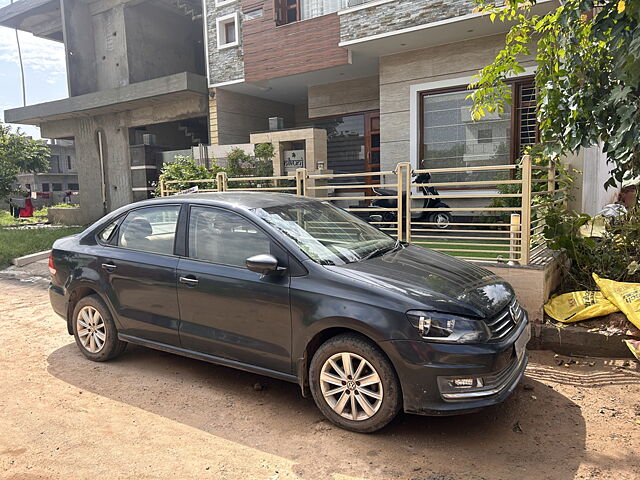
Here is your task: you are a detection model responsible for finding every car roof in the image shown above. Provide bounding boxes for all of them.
[146,192,318,210]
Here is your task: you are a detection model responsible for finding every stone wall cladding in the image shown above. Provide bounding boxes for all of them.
[340,0,477,43]
[206,0,245,85]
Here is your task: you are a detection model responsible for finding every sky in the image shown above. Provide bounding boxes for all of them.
[0,0,67,139]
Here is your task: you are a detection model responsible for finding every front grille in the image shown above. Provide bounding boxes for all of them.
[486,299,523,341]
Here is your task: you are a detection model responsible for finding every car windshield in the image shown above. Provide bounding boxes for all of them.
[252,201,397,266]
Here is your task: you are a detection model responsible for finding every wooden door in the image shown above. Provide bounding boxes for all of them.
[365,112,380,186]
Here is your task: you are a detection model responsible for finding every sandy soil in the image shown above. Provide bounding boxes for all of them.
[0,265,639,480]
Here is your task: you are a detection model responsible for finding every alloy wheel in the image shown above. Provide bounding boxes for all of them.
[76,306,107,353]
[319,352,384,421]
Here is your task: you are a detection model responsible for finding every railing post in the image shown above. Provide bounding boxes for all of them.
[296,168,307,196]
[520,155,532,265]
[216,171,228,192]
[395,162,411,242]
[405,164,413,243]
[160,179,166,197]
[510,213,521,264]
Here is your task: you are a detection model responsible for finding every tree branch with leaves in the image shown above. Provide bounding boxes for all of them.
[470,0,639,188]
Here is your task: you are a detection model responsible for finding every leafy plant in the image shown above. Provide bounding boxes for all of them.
[470,0,640,187]
[542,205,640,291]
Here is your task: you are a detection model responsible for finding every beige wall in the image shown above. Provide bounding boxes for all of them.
[379,34,536,172]
[308,76,380,119]
[213,89,296,145]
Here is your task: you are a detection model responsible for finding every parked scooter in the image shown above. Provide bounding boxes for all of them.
[371,172,452,229]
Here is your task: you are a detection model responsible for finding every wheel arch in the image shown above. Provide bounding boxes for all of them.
[297,325,401,401]
[65,284,107,335]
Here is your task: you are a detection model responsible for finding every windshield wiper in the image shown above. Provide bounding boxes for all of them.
[360,240,402,262]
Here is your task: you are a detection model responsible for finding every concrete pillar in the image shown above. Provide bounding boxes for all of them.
[66,115,133,223]
[61,0,97,96]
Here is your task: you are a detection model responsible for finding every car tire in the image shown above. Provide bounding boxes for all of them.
[309,334,402,433]
[72,294,127,362]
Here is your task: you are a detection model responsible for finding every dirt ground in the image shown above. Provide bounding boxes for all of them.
[0,263,639,480]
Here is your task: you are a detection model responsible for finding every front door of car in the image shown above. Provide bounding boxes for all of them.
[97,205,182,346]
[176,205,292,374]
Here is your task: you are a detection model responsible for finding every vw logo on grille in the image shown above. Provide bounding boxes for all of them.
[509,303,522,324]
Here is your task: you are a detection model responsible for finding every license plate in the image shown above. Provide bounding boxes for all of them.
[514,323,531,359]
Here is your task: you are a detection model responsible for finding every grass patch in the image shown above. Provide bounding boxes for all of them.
[0,227,85,269]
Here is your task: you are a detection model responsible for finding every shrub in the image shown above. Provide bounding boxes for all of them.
[155,155,220,196]
[226,144,274,178]
[542,206,640,292]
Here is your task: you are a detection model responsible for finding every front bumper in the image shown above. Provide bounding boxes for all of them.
[382,316,530,416]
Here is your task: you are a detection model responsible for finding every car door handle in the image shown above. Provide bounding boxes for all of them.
[179,276,199,287]
[101,263,117,271]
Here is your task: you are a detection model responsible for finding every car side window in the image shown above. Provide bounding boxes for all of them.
[117,206,181,255]
[188,206,271,267]
[97,218,121,244]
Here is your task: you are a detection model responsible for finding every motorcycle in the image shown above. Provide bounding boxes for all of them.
[371,172,452,229]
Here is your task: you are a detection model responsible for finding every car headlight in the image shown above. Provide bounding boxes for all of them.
[406,311,490,344]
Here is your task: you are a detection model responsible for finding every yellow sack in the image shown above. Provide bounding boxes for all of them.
[624,339,640,361]
[593,274,640,330]
[544,291,619,323]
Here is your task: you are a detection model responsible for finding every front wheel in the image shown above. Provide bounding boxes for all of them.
[309,334,402,433]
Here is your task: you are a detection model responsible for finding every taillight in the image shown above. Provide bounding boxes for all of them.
[48,252,57,276]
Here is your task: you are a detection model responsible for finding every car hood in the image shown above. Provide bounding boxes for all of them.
[326,244,514,319]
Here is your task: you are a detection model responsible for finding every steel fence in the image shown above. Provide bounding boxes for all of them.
[159,155,561,265]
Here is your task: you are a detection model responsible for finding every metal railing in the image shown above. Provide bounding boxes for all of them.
[159,155,561,265]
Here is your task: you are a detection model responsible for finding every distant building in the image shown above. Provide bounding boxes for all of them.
[16,139,79,198]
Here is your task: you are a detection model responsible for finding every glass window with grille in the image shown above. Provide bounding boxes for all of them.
[420,79,537,184]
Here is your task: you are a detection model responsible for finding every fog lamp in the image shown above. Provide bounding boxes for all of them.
[448,377,484,389]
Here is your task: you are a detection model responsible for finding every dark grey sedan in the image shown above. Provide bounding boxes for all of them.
[48,193,530,432]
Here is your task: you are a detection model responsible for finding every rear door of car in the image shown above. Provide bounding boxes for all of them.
[176,204,292,374]
[96,204,182,346]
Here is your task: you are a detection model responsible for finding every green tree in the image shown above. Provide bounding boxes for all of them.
[470,0,639,187]
[0,124,50,199]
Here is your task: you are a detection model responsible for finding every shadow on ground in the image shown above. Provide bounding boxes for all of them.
[47,342,596,479]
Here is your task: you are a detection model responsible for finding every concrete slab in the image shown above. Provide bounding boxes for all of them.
[5,72,208,125]
[12,250,51,267]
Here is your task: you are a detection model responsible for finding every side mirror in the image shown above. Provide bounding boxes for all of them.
[369,215,383,223]
[246,254,285,275]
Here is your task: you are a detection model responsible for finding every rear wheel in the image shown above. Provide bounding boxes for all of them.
[429,211,452,229]
[309,334,401,433]
[72,295,127,362]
